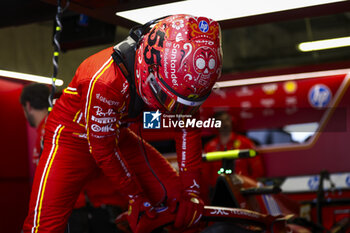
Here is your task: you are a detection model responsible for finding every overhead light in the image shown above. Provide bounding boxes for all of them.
[116,0,345,24]
[298,36,350,52]
[0,70,64,86]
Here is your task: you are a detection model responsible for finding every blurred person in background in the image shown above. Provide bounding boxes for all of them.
[20,83,50,167]
[201,111,265,204]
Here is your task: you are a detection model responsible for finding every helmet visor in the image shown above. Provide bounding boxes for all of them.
[147,72,209,115]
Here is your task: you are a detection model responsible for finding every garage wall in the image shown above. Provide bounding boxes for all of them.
[0,21,129,90]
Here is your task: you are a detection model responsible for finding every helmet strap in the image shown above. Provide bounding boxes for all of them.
[113,36,136,76]
[129,15,170,44]
[112,36,144,119]
[111,15,171,118]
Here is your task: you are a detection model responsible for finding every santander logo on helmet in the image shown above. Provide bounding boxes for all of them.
[136,14,223,113]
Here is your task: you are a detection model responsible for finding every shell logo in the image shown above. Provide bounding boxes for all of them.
[283,81,297,94]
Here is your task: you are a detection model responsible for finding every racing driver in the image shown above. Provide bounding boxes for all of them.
[23,14,223,233]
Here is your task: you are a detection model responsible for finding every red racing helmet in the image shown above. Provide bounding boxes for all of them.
[135,14,222,114]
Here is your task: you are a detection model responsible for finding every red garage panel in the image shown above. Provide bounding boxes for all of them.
[0,78,31,232]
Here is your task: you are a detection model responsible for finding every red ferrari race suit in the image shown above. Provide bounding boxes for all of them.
[23,47,202,232]
[201,132,265,204]
[31,114,127,211]
[31,117,85,208]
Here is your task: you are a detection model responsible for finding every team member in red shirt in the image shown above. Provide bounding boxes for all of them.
[201,111,265,204]
[20,83,49,169]
[23,14,223,232]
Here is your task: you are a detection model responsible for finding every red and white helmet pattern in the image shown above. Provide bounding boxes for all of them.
[135,14,222,113]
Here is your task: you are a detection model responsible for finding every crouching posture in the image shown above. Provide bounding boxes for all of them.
[23,14,222,233]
